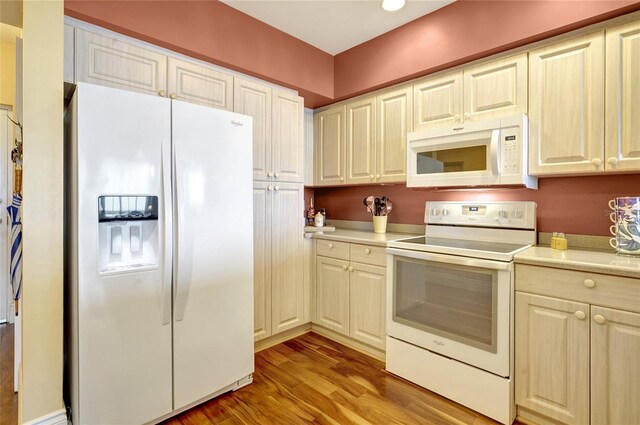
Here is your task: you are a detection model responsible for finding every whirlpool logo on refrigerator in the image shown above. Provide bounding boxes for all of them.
[230,120,244,127]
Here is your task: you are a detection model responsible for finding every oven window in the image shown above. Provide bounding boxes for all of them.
[416,145,487,174]
[393,257,498,353]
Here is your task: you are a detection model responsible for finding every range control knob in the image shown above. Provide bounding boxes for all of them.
[442,209,450,216]
[512,210,524,219]
[498,210,509,218]
[431,208,440,216]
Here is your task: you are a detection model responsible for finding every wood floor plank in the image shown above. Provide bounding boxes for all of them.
[161,331,507,425]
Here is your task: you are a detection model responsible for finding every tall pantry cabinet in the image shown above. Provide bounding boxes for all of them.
[234,78,306,342]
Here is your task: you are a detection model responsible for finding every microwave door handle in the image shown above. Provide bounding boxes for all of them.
[490,129,500,175]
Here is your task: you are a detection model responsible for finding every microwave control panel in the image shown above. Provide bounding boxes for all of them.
[501,126,521,175]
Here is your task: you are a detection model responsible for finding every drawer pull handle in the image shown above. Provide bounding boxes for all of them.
[364,248,371,254]
[574,311,586,320]
[328,243,334,249]
[593,314,606,324]
[583,279,596,288]
[342,265,348,271]
[348,266,354,272]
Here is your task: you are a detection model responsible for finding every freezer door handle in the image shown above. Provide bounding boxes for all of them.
[173,140,192,322]
[160,140,172,325]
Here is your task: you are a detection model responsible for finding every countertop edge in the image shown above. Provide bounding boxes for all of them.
[514,251,640,279]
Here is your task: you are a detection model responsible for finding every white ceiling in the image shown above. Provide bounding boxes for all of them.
[220,0,455,55]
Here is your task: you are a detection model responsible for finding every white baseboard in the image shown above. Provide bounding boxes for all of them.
[22,408,67,425]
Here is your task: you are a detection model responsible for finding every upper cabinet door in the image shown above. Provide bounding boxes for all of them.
[234,79,272,181]
[346,97,376,185]
[377,87,412,183]
[315,106,346,186]
[272,90,305,183]
[463,53,528,122]
[528,31,605,176]
[167,57,233,110]
[605,20,640,172]
[413,71,462,131]
[590,306,640,425]
[76,29,167,96]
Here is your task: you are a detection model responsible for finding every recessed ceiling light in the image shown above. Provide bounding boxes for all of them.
[381,0,406,12]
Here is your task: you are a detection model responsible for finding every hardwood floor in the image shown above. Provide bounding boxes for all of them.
[0,324,17,425]
[163,332,506,425]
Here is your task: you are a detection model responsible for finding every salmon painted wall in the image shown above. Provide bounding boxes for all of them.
[64,0,335,107]
[312,175,640,236]
[333,0,640,101]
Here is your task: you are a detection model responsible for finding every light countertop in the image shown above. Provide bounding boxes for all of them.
[305,228,417,247]
[515,246,640,279]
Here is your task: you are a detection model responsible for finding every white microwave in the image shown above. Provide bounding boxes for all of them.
[407,114,537,189]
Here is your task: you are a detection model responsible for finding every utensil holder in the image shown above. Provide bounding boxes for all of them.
[373,216,388,234]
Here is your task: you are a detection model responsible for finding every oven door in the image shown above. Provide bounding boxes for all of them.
[386,248,513,377]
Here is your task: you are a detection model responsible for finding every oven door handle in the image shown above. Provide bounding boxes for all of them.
[386,247,513,271]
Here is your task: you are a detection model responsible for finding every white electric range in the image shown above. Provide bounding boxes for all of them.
[385,201,537,425]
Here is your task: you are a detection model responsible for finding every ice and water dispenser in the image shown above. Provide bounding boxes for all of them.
[98,196,159,273]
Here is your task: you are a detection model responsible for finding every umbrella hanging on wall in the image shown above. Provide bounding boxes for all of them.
[7,114,22,316]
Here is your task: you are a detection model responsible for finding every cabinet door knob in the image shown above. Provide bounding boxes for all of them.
[591,158,602,167]
[169,93,177,99]
[275,172,280,178]
[464,112,470,120]
[370,174,375,180]
[574,311,586,320]
[364,248,371,254]
[583,279,595,288]
[339,176,344,182]
[348,266,354,272]
[454,114,461,122]
[607,157,618,165]
[267,185,273,191]
[274,185,280,191]
[158,90,167,97]
[593,314,606,324]
[342,265,347,270]
[328,243,334,249]
[376,174,381,180]
[267,171,274,177]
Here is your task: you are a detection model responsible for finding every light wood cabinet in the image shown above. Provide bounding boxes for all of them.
[376,87,412,183]
[413,71,462,131]
[168,57,233,110]
[316,256,350,335]
[315,106,346,185]
[234,79,272,181]
[528,31,605,176]
[314,240,386,350]
[515,264,640,425]
[346,98,376,184]
[76,29,168,96]
[413,54,527,131]
[272,90,304,183]
[235,79,304,183]
[591,306,640,425]
[253,182,304,341]
[605,20,640,172]
[515,293,590,425]
[350,263,386,349]
[463,54,528,122]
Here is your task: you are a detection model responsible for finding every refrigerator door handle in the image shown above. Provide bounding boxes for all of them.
[160,140,172,325]
[173,140,192,322]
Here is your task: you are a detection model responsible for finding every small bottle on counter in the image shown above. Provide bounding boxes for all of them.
[550,232,559,249]
[556,233,568,250]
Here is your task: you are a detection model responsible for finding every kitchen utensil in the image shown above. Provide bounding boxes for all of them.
[374,198,382,216]
[364,196,375,214]
[386,199,393,214]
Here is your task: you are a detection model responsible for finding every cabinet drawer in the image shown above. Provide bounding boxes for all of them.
[316,239,349,260]
[516,264,640,313]
[350,244,386,267]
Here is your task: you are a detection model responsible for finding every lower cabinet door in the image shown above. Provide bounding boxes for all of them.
[591,306,640,425]
[349,262,386,349]
[515,293,589,425]
[316,256,350,335]
[253,182,272,341]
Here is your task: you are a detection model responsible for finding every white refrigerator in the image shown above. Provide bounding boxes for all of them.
[66,82,254,424]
